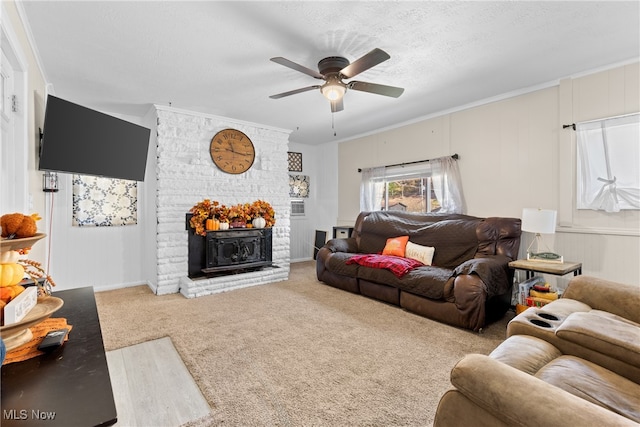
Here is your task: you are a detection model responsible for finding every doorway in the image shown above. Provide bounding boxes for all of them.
[1,12,29,214]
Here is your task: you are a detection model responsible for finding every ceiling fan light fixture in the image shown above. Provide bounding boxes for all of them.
[270,49,404,112]
[321,84,345,101]
[321,76,346,101]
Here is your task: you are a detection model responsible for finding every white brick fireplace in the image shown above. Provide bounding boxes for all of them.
[150,106,291,297]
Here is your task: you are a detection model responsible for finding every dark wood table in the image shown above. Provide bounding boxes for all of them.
[1,287,117,426]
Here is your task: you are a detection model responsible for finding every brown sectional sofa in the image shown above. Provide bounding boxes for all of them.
[316,211,522,331]
[434,275,640,426]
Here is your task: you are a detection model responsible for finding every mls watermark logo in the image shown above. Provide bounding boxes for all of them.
[4,409,57,421]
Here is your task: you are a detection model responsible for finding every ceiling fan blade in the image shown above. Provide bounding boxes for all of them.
[330,98,344,113]
[348,81,404,98]
[339,48,390,79]
[269,85,320,99]
[270,57,324,79]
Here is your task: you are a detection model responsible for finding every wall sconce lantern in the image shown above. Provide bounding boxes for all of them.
[43,171,59,192]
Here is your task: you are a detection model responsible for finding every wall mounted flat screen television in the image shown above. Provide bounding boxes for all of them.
[39,95,151,181]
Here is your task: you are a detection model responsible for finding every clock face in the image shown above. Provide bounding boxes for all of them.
[210,129,255,174]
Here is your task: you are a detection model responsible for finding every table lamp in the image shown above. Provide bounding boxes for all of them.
[521,208,563,263]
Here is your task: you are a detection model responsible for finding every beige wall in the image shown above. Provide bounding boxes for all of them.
[338,62,640,284]
[3,1,48,262]
[339,87,559,221]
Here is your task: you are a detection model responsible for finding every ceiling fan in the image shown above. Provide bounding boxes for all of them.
[269,48,404,113]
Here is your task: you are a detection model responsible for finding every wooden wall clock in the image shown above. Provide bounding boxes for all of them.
[210,129,255,174]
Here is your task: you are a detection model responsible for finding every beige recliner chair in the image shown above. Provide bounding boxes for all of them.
[507,275,640,383]
[434,276,640,426]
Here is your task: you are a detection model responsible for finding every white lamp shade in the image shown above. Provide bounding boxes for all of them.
[521,208,557,234]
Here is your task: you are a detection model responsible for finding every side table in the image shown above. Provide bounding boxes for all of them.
[508,259,582,280]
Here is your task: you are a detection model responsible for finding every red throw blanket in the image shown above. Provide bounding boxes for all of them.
[346,254,424,278]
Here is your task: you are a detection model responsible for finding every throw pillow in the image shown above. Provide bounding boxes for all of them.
[382,235,409,257]
[405,241,435,266]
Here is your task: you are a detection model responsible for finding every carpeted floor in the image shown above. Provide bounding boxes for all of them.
[95,261,513,426]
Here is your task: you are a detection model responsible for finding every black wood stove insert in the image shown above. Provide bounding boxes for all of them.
[186,214,272,278]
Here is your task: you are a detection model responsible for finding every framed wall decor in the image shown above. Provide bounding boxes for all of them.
[72,175,137,226]
[289,174,310,198]
[288,151,303,172]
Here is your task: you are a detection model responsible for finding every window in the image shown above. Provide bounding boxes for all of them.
[360,156,464,214]
[576,113,639,212]
[382,177,441,213]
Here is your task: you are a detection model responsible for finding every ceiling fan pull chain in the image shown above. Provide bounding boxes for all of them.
[332,113,337,136]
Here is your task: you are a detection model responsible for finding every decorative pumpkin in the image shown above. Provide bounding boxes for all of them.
[252,217,266,229]
[0,251,20,264]
[1,213,41,238]
[0,285,25,304]
[206,219,220,231]
[0,263,25,288]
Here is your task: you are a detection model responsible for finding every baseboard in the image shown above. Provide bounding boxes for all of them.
[94,281,153,293]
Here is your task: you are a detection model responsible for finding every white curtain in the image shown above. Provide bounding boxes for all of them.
[576,114,640,212]
[359,157,465,214]
[430,156,465,213]
[359,166,386,211]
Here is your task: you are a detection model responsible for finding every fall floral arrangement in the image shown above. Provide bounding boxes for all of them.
[189,199,276,236]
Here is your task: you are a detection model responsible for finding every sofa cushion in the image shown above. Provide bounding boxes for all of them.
[382,235,409,257]
[357,265,453,299]
[563,276,640,324]
[324,252,360,277]
[556,311,640,369]
[405,241,435,266]
[418,219,479,269]
[489,335,562,375]
[536,355,640,423]
[358,212,480,269]
[591,309,640,328]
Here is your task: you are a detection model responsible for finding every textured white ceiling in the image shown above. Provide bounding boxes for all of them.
[20,1,640,145]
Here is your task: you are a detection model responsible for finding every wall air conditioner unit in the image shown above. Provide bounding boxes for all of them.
[291,199,305,216]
